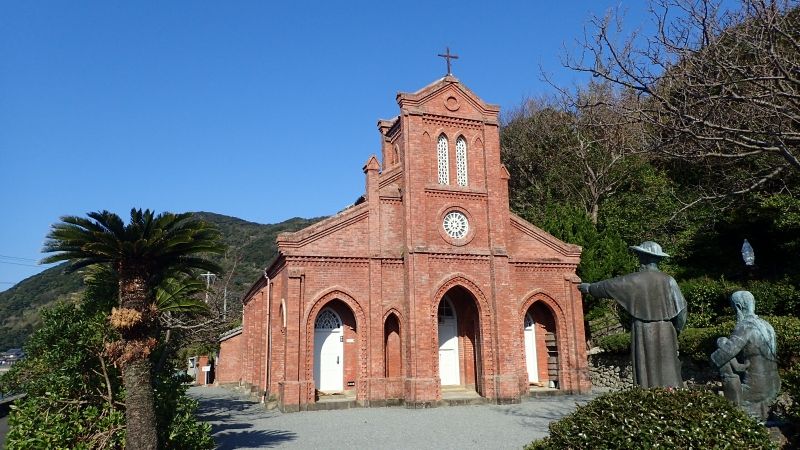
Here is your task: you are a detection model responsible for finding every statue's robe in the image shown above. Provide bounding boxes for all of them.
[711,316,780,419]
[588,270,687,388]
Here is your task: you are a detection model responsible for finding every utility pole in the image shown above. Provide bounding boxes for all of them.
[200,272,216,303]
[223,286,227,320]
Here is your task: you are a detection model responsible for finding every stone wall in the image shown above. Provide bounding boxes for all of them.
[588,351,720,390]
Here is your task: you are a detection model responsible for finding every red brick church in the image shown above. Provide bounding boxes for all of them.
[216,72,591,412]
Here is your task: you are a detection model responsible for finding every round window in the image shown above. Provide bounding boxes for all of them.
[442,211,469,239]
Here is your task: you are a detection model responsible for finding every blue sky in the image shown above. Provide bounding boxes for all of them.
[0,1,652,290]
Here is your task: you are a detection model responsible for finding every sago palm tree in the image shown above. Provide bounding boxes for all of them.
[42,208,224,450]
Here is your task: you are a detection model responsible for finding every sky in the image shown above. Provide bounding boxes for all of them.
[0,1,654,291]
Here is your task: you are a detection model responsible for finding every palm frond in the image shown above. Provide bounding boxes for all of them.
[155,278,209,313]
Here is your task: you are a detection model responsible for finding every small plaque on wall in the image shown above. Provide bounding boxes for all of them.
[346,338,355,343]
[347,381,355,387]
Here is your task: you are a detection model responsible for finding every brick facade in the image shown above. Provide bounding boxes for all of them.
[216,327,243,385]
[218,76,591,411]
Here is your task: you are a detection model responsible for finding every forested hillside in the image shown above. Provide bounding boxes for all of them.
[0,213,323,349]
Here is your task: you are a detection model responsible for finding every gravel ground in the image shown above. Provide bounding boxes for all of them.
[190,386,595,450]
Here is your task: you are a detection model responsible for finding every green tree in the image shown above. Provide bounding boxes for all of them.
[501,82,649,225]
[41,209,224,450]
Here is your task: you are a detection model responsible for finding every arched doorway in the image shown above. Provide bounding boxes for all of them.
[523,301,559,388]
[314,308,343,392]
[437,297,459,385]
[523,312,539,384]
[312,299,359,394]
[436,286,483,393]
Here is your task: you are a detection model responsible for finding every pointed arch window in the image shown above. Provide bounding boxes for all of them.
[455,137,468,186]
[437,134,449,185]
[315,308,342,330]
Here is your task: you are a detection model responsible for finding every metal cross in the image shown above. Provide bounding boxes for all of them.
[437,47,459,75]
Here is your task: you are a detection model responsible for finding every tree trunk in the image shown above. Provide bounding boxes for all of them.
[122,357,159,450]
[117,263,159,450]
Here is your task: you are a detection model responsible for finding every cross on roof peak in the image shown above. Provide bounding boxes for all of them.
[437,47,459,76]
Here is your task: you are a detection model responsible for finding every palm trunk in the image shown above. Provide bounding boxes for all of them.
[118,264,159,450]
[122,357,158,450]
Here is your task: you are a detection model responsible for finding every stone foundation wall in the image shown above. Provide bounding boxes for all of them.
[588,352,720,390]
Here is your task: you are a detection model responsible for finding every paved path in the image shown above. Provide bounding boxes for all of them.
[190,386,595,450]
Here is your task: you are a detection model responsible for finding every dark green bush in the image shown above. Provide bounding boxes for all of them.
[677,316,800,370]
[781,362,800,447]
[678,277,800,327]
[596,332,630,354]
[678,323,734,363]
[747,278,800,317]
[525,387,775,449]
[1,301,214,450]
[154,372,214,450]
[764,315,800,369]
[679,277,735,328]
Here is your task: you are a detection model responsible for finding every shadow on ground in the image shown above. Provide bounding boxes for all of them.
[213,429,297,450]
[497,395,594,428]
[195,391,296,449]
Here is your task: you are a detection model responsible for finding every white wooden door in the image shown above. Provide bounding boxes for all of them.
[438,299,460,386]
[524,313,539,383]
[314,309,344,392]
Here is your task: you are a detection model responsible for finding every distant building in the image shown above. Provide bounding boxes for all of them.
[217,75,590,412]
[0,348,24,366]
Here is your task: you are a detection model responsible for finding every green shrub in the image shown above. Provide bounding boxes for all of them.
[781,362,800,447]
[678,323,734,363]
[7,393,125,449]
[677,316,800,370]
[1,301,214,450]
[764,315,800,369]
[679,277,737,328]
[2,302,125,449]
[596,332,630,354]
[747,278,800,317]
[679,277,800,327]
[154,372,214,450]
[525,388,775,449]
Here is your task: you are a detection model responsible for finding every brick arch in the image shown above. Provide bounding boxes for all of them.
[383,308,404,380]
[518,289,567,328]
[304,288,368,401]
[430,274,495,385]
[432,274,491,317]
[382,307,404,325]
[518,290,569,389]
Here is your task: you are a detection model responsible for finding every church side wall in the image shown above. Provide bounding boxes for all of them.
[241,287,267,395]
[216,333,243,385]
[268,271,287,396]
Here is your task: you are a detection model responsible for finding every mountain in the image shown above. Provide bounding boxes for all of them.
[0,212,324,350]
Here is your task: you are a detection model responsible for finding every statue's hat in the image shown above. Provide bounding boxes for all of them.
[629,241,669,258]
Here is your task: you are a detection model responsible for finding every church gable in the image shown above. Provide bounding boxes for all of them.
[276,203,371,257]
[507,213,581,262]
[397,76,500,123]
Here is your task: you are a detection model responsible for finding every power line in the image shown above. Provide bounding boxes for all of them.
[0,254,38,262]
[0,261,41,268]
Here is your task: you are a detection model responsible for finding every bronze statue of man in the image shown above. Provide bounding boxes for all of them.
[579,241,687,388]
[711,290,780,421]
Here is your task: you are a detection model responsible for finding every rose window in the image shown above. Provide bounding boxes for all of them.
[442,211,469,239]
